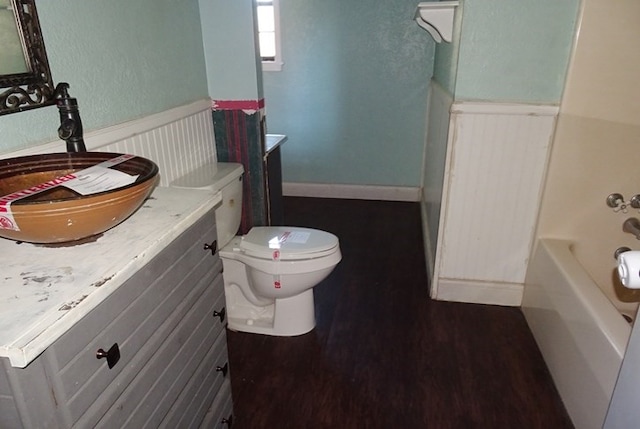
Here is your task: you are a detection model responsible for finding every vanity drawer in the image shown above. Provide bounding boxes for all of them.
[57,255,221,425]
[90,274,226,428]
[199,379,234,429]
[46,212,222,426]
[159,328,231,428]
[51,212,218,369]
[0,363,21,428]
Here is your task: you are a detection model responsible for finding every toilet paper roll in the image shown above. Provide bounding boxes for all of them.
[617,251,640,289]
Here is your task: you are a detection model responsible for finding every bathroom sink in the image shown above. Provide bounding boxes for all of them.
[0,152,158,244]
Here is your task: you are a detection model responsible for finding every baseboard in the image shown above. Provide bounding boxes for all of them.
[282,182,421,202]
[434,278,523,306]
[419,200,435,283]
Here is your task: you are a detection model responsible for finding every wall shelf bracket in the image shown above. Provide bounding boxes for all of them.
[414,1,459,43]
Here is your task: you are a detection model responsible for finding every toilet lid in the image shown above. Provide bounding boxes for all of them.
[240,226,339,261]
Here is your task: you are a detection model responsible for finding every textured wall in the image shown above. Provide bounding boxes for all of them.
[262,0,435,188]
[200,0,263,101]
[432,1,464,95]
[0,0,208,154]
[454,0,578,103]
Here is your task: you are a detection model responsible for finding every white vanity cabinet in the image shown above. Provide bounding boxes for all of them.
[0,207,233,428]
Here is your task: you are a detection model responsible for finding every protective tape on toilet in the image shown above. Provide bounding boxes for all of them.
[276,230,311,245]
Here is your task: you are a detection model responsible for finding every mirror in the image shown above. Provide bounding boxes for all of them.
[0,0,55,115]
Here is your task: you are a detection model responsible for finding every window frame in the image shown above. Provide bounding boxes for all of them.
[256,0,283,72]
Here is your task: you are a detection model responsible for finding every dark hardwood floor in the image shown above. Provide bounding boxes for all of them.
[226,197,573,429]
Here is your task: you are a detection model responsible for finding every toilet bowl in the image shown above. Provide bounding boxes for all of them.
[170,162,341,336]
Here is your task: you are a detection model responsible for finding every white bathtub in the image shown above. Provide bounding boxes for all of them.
[522,239,633,429]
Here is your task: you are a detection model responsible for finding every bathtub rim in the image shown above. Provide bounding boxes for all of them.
[524,237,632,428]
[536,238,630,359]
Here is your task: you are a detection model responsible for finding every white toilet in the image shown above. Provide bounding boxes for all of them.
[171,162,341,336]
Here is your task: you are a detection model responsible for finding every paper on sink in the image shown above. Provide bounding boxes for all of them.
[63,165,138,196]
[0,154,140,231]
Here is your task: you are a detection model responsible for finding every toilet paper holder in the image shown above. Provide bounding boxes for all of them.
[616,249,640,289]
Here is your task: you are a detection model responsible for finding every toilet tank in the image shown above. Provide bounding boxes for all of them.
[170,162,243,248]
[213,163,244,247]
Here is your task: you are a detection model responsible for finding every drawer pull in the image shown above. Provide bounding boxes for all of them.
[96,343,120,369]
[216,362,229,377]
[203,240,218,255]
[221,414,233,427]
[213,307,226,323]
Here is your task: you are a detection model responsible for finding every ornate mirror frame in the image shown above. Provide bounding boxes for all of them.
[0,0,55,116]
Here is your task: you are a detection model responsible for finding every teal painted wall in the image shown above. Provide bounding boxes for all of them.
[432,1,465,95]
[263,0,435,187]
[454,0,579,103]
[200,0,263,101]
[0,0,208,154]
[263,0,578,188]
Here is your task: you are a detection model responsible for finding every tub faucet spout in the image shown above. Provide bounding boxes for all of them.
[623,217,640,239]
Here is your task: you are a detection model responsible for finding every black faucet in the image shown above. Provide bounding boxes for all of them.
[55,82,87,152]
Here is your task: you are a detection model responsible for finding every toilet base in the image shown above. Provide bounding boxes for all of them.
[226,288,316,336]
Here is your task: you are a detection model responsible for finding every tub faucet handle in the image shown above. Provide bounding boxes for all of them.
[607,193,629,213]
[607,193,625,207]
[630,195,640,209]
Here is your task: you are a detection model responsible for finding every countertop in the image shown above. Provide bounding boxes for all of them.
[265,134,287,154]
[0,186,221,368]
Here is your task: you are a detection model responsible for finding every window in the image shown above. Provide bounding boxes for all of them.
[256,0,282,71]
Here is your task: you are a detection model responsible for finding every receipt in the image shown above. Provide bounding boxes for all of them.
[63,166,139,196]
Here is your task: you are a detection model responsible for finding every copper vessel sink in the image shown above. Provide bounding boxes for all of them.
[0,152,158,244]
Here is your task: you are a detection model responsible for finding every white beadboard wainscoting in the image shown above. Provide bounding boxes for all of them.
[421,80,453,283]
[1,99,216,187]
[431,101,558,306]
